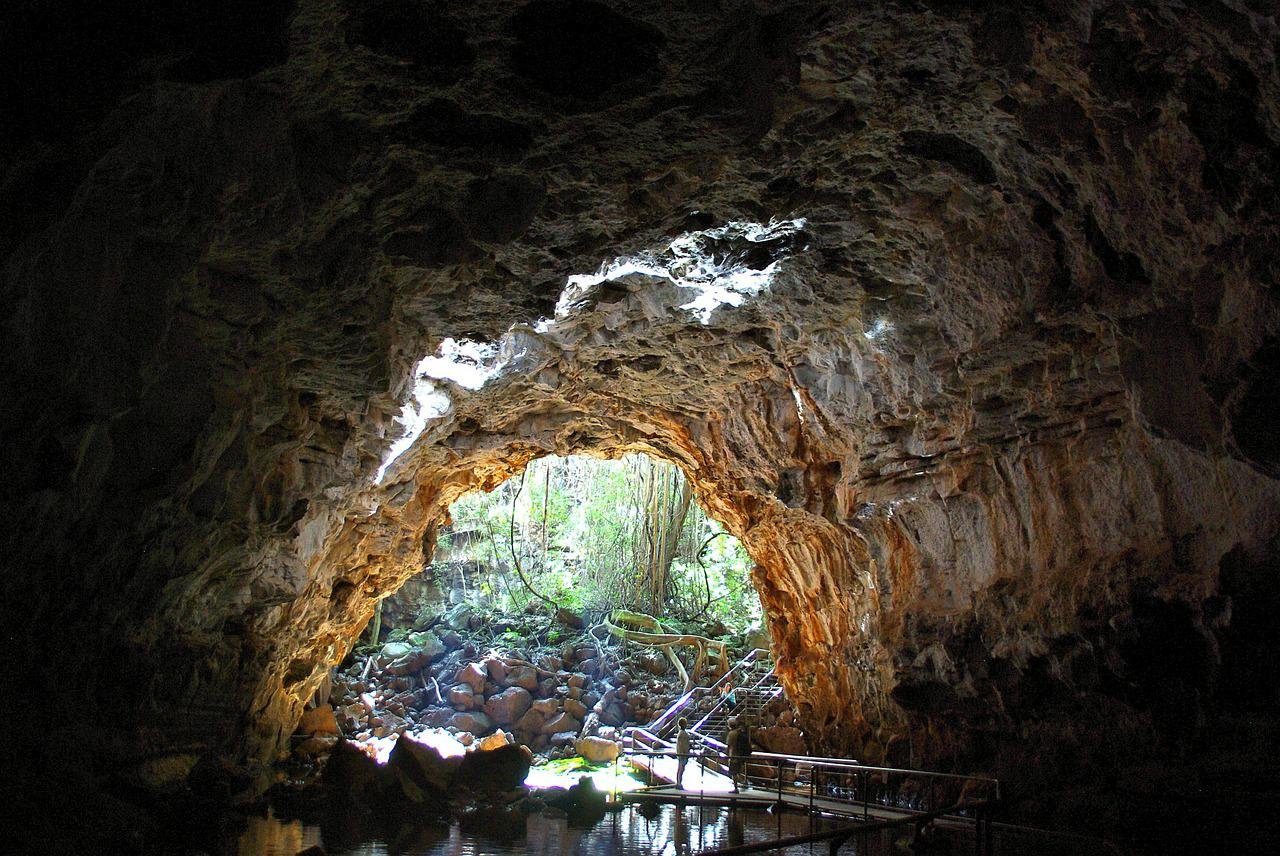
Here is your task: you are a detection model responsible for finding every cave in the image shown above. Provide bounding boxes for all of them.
[2,1,1279,854]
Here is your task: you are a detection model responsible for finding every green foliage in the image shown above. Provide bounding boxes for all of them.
[433,454,761,632]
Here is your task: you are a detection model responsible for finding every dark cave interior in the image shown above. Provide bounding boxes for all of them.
[1,1,1278,854]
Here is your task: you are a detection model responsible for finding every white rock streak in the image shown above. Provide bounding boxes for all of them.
[375,338,501,483]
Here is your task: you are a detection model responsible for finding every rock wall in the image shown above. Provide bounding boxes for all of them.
[2,0,1278,806]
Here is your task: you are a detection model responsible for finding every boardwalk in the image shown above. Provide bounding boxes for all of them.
[625,747,945,825]
[627,748,736,793]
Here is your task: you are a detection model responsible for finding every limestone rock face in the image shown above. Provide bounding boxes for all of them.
[1,0,1279,810]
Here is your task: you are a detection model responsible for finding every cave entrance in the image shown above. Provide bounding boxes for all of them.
[374,452,763,641]
[324,452,779,766]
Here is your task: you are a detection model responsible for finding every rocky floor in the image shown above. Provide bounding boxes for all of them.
[287,604,801,775]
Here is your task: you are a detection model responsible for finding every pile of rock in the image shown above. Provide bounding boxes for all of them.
[320,726,533,822]
[311,610,689,765]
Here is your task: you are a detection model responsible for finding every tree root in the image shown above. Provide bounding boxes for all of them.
[600,609,729,692]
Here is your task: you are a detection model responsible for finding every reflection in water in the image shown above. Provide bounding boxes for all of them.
[234,812,323,855]
[233,802,854,856]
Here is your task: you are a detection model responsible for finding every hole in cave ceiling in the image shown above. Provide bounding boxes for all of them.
[374,218,810,484]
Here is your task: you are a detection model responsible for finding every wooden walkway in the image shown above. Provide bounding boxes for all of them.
[624,782,917,823]
[626,748,737,792]
[623,650,1002,853]
[625,751,936,824]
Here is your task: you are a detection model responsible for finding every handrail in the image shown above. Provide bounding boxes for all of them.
[694,800,993,856]
[646,688,696,735]
[621,746,1116,856]
[689,651,774,735]
[652,648,770,738]
[621,746,1000,812]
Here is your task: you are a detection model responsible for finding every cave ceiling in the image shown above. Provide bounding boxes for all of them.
[1,0,1278,793]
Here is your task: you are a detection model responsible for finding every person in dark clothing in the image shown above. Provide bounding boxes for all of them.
[725,716,753,793]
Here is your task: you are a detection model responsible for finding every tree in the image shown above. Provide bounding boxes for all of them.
[435,453,760,631]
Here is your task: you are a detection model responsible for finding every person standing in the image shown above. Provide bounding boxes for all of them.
[676,717,692,788]
[726,716,753,793]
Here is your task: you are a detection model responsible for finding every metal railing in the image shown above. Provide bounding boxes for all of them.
[690,679,780,736]
[695,799,998,856]
[618,746,1000,855]
[623,742,1000,818]
[648,647,772,739]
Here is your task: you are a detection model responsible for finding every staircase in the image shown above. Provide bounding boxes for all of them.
[641,648,782,749]
[689,661,781,744]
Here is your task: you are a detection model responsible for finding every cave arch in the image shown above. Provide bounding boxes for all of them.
[257,368,889,772]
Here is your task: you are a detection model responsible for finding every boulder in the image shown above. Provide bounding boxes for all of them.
[563,697,588,720]
[338,703,366,731]
[484,656,509,684]
[478,731,511,750]
[388,731,466,800]
[448,684,477,710]
[540,712,582,736]
[537,677,558,698]
[411,606,441,631]
[553,775,607,826]
[567,673,588,688]
[323,739,382,803]
[421,708,452,727]
[295,734,339,758]
[484,687,532,725]
[444,604,473,631]
[372,711,408,735]
[596,702,626,727]
[506,663,539,690]
[574,736,621,763]
[381,641,414,659]
[455,743,533,794]
[457,662,487,693]
[448,711,494,735]
[297,703,340,736]
[514,708,546,733]
[386,650,432,676]
[531,698,560,717]
[407,631,447,660]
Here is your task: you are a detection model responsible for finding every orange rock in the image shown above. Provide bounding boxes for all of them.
[297,704,340,736]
